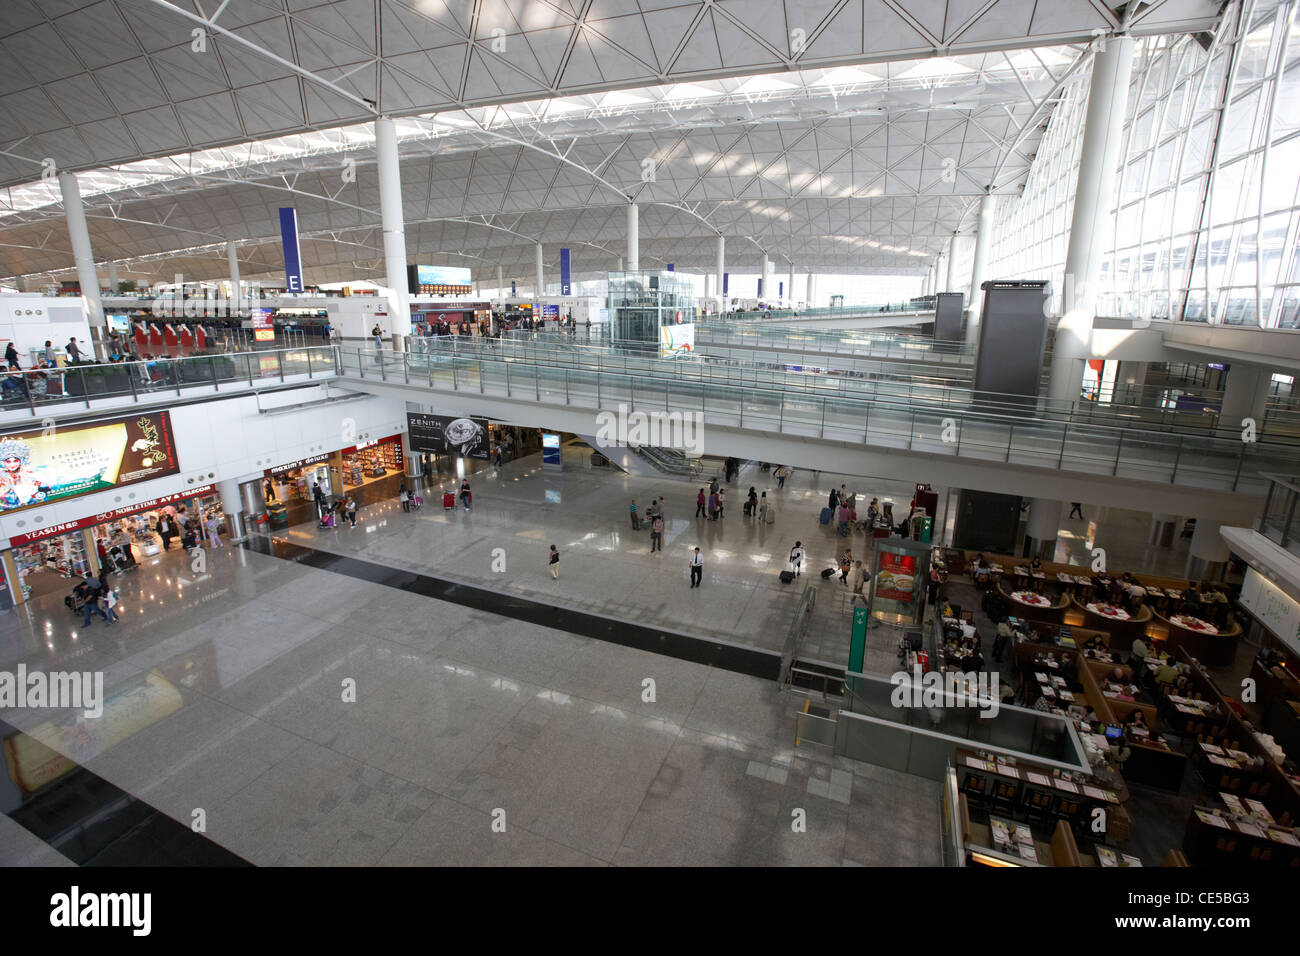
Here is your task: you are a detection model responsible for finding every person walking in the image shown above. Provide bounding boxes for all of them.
[656,497,666,522]
[695,488,706,519]
[828,486,840,512]
[709,476,719,498]
[689,547,703,588]
[707,490,717,521]
[630,498,640,531]
[205,513,223,548]
[345,496,357,527]
[1069,502,1084,519]
[103,583,121,624]
[4,342,18,369]
[264,477,276,502]
[460,479,472,510]
[745,486,757,518]
[650,514,664,553]
[839,547,853,584]
[43,340,57,366]
[758,492,770,524]
[715,487,726,519]
[548,544,560,579]
[494,443,504,467]
[66,337,82,364]
[312,480,325,512]
[776,465,788,489]
[78,581,109,627]
[789,540,805,576]
[399,485,410,512]
[156,513,174,551]
[848,561,867,603]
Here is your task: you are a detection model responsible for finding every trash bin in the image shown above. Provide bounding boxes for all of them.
[267,503,288,529]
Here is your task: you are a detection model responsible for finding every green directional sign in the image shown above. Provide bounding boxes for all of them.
[849,606,869,672]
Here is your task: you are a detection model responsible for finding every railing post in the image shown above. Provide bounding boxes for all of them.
[1231,441,1246,492]
[451,357,456,389]
[1057,424,1068,467]
[247,352,255,386]
[1283,491,1299,549]
[507,359,513,397]
[128,363,139,404]
[209,356,218,391]
[780,393,786,430]
[306,349,313,379]
[79,367,90,408]
[908,409,916,450]
[1005,423,1014,462]
[1171,434,1185,483]
[277,351,285,382]
[1112,432,1124,476]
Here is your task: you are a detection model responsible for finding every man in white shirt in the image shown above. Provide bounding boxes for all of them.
[689,547,703,588]
[789,541,805,576]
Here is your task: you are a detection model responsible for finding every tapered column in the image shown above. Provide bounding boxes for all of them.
[59,170,105,338]
[375,116,412,336]
[227,241,241,312]
[946,234,961,292]
[965,191,996,345]
[715,234,725,311]
[1048,35,1136,403]
[626,202,639,271]
[535,242,544,297]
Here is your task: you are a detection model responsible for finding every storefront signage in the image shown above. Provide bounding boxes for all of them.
[7,484,215,545]
[0,412,180,516]
[407,414,489,460]
[266,454,331,477]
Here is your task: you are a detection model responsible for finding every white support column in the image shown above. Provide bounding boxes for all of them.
[1219,364,1272,434]
[1025,499,1061,560]
[226,241,241,313]
[375,116,412,340]
[966,191,996,345]
[535,242,544,297]
[107,260,119,295]
[715,234,725,312]
[946,234,961,293]
[1186,517,1229,582]
[58,170,105,346]
[763,257,772,301]
[617,257,624,272]
[626,202,639,271]
[1048,35,1136,404]
[935,255,946,293]
[497,265,503,300]
[806,272,814,308]
[921,267,930,297]
[787,262,795,307]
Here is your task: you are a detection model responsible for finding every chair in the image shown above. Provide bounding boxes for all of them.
[991,779,1020,816]
[1054,797,1083,830]
[1021,788,1054,825]
[1247,780,1270,799]
[1218,774,1240,792]
[961,773,988,802]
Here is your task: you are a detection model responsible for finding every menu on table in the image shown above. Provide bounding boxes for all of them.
[1018,845,1038,862]
[1200,743,1224,755]
[1098,847,1118,867]
[1196,810,1231,828]
[1220,793,1243,812]
[964,756,991,771]
[1235,821,1265,838]
[1058,690,1075,702]
[1268,830,1300,847]
[1027,771,1052,786]
[1121,854,1143,867]
[1053,778,1079,793]
[1035,672,1049,683]
[1083,785,1108,801]
[1245,799,1273,821]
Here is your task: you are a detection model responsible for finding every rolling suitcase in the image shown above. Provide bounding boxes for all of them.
[779,570,795,584]
[442,492,456,511]
[819,507,833,525]
[820,567,836,579]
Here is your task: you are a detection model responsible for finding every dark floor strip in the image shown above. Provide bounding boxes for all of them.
[244,535,782,681]
[0,719,251,867]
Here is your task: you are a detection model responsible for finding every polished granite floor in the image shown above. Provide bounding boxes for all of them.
[0,449,1213,866]
[0,522,940,866]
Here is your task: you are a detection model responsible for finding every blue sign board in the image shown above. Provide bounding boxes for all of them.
[559,248,571,296]
[723,273,728,294]
[279,207,304,292]
[542,304,559,318]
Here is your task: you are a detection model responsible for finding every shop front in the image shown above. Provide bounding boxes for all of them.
[263,434,405,528]
[2,484,222,605]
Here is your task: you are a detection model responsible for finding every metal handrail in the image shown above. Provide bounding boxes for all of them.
[337,347,1289,491]
[415,334,1300,443]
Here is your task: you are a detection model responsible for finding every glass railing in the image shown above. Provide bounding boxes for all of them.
[1258,474,1300,550]
[415,333,1299,442]
[0,346,337,416]
[710,302,934,322]
[696,321,974,362]
[341,345,1295,492]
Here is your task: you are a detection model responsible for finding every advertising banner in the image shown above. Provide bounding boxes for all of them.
[407,413,490,459]
[659,322,695,358]
[279,207,304,293]
[0,412,180,516]
[560,248,571,296]
[875,550,918,603]
[250,307,275,343]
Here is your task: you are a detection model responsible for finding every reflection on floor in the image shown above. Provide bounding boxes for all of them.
[0,511,940,865]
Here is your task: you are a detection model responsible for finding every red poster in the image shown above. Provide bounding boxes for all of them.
[876,551,918,602]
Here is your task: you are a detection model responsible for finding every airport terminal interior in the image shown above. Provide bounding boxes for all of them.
[3,0,1300,871]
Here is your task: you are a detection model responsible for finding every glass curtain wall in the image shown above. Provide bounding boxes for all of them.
[990,0,1300,328]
